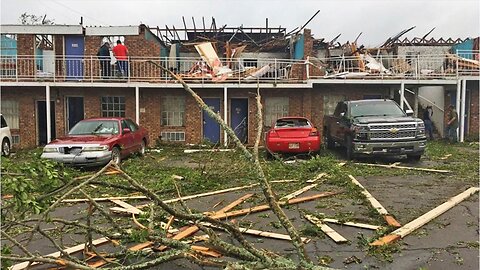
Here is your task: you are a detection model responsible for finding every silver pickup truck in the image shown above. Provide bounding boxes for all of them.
[323,99,427,160]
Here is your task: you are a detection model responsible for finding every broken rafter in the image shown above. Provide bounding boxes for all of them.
[371,187,480,246]
[348,175,401,227]
[321,218,382,230]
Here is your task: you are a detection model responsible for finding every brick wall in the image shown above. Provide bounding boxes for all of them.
[17,34,35,78]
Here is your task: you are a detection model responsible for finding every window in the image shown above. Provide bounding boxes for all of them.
[125,119,138,132]
[265,97,289,127]
[1,100,19,129]
[161,131,185,142]
[101,96,125,117]
[323,94,346,116]
[1,34,17,77]
[161,96,185,126]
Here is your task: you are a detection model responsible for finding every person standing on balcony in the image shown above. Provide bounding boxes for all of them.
[445,104,458,143]
[423,105,434,140]
[96,42,111,79]
[112,40,129,78]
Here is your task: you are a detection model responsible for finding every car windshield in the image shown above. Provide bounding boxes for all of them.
[350,102,406,118]
[275,118,311,128]
[69,120,119,135]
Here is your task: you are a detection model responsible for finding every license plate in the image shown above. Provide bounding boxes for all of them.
[288,143,300,149]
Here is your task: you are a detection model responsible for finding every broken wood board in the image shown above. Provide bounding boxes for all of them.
[306,172,327,183]
[322,218,382,230]
[183,149,234,153]
[280,183,318,202]
[211,191,340,220]
[371,187,480,246]
[200,222,311,243]
[205,193,254,216]
[304,215,348,243]
[110,199,143,215]
[348,175,401,227]
[190,245,222,257]
[63,195,148,203]
[440,154,452,160]
[110,184,259,213]
[10,238,111,270]
[354,162,451,173]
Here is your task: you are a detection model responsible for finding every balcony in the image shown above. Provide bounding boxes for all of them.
[0,52,478,85]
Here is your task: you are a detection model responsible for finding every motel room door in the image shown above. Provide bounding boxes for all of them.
[65,36,84,80]
[203,98,221,143]
[66,96,84,131]
[37,100,56,145]
[230,98,248,143]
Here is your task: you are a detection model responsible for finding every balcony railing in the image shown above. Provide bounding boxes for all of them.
[0,52,478,84]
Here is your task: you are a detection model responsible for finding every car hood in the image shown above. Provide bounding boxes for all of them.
[353,116,419,124]
[48,135,116,145]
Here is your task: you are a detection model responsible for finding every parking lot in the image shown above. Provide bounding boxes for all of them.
[1,140,479,269]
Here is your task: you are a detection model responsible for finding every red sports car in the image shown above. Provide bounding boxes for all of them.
[265,117,321,156]
[41,117,148,166]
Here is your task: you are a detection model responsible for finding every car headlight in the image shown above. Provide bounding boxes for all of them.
[43,147,58,153]
[417,123,426,137]
[83,145,109,152]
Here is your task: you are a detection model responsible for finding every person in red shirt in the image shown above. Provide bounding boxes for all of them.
[112,40,129,77]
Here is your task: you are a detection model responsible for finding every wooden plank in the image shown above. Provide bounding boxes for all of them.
[371,187,480,246]
[110,200,143,215]
[304,215,348,243]
[280,183,318,201]
[348,175,400,227]
[212,193,254,214]
[322,218,382,230]
[211,191,340,220]
[306,172,327,183]
[10,238,110,270]
[201,222,311,243]
[354,162,451,173]
[63,195,148,203]
[191,245,222,258]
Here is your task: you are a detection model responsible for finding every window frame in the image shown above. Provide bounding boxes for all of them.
[161,96,185,127]
[101,96,125,117]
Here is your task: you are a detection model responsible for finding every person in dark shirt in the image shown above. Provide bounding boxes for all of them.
[445,104,458,142]
[423,105,434,140]
[96,42,111,79]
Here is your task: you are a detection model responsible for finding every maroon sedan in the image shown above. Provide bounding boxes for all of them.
[41,117,148,166]
[265,117,321,156]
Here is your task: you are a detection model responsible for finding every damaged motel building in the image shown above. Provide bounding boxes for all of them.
[0,22,479,150]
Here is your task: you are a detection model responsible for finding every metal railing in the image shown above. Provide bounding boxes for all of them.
[0,55,306,84]
[0,52,478,84]
[308,52,480,79]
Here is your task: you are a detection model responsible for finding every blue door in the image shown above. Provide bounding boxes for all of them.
[230,98,248,143]
[203,98,221,143]
[65,36,84,80]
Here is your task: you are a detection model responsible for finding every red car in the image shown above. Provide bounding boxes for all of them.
[41,117,148,166]
[265,117,321,156]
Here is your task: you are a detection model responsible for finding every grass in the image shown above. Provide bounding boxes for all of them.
[1,140,478,266]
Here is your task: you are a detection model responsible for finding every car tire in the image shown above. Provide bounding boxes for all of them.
[324,128,335,149]
[111,146,121,165]
[345,136,355,160]
[2,138,10,157]
[139,140,146,156]
[407,154,421,162]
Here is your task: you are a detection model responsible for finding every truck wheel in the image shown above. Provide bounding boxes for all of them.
[345,136,355,160]
[2,138,10,157]
[407,154,421,162]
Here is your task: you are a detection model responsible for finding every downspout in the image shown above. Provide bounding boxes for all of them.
[460,79,466,142]
[46,84,51,143]
[135,86,140,124]
[224,86,228,147]
[400,82,405,110]
[456,80,461,140]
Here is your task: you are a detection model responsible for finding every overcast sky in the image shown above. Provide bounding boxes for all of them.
[1,0,479,46]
